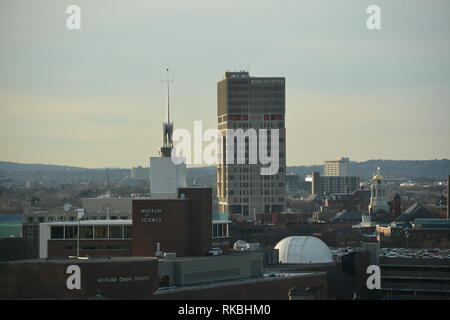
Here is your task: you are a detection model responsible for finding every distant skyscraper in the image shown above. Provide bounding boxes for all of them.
[324,157,350,177]
[311,171,360,197]
[217,71,286,215]
[131,166,150,180]
[368,167,390,214]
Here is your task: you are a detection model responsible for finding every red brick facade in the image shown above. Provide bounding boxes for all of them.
[132,187,212,257]
[0,258,159,299]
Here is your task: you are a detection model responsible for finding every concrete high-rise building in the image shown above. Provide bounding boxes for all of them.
[311,171,360,197]
[324,157,350,177]
[131,166,150,180]
[217,71,286,216]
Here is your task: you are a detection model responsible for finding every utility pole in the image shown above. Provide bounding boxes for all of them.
[76,209,84,258]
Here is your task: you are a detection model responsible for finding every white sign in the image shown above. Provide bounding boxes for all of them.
[66,265,81,290]
[366,5,381,30]
[97,275,150,283]
[366,265,381,290]
[66,5,81,30]
[141,208,162,214]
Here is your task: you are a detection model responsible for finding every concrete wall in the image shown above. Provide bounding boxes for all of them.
[154,272,327,300]
[150,157,186,198]
[159,252,263,286]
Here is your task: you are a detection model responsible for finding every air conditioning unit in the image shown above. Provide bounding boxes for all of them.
[247,243,260,251]
[208,248,222,256]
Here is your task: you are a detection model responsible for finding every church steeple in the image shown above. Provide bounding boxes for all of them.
[369,167,390,214]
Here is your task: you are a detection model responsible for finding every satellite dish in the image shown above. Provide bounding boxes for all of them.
[64,203,72,212]
[233,240,249,250]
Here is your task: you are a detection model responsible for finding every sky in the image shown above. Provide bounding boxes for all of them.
[0,0,449,168]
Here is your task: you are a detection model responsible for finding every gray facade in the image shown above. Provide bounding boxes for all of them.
[217,71,286,215]
[312,171,360,197]
[158,252,263,287]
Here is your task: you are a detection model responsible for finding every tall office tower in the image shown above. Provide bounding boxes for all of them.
[217,71,286,216]
[324,157,350,177]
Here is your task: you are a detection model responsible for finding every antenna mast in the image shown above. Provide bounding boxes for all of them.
[161,68,174,157]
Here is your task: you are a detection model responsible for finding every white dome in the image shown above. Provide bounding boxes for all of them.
[274,236,333,264]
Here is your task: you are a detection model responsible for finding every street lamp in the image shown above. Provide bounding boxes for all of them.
[63,203,72,241]
[404,228,409,249]
[103,204,113,239]
[75,208,85,258]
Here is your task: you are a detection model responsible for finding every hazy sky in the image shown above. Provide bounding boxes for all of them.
[1,0,449,168]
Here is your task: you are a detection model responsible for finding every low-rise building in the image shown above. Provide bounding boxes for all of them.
[380,256,450,300]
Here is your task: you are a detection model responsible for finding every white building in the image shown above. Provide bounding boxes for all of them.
[324,157,350,177]
[149,156,186,199]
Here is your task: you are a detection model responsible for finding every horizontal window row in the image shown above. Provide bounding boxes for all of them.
[50,225,132,240]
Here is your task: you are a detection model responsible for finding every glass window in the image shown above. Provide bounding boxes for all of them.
[109,225,123,238]
[124,225,132,238]
[213,224,218,238]
[51,226,64,239]
[94,225,108,239]
[65,226,77,239]
[80,226,93,239]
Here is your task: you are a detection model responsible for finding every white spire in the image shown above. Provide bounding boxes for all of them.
[161,68,174,156]
[164,68,171,123]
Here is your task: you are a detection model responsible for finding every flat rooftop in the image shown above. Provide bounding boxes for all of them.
[42,219,132,226]
[0,257,157,265]
[159,251,262,263]
[155,271,324,294]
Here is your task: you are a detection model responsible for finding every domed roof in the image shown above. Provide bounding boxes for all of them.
[373,167,384,180]
[274,236,333,264]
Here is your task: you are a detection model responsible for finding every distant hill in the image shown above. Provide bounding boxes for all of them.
[288,159,450,180]
[0,161,129,184]
[1,159,449,183]
[0,161,85,172]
